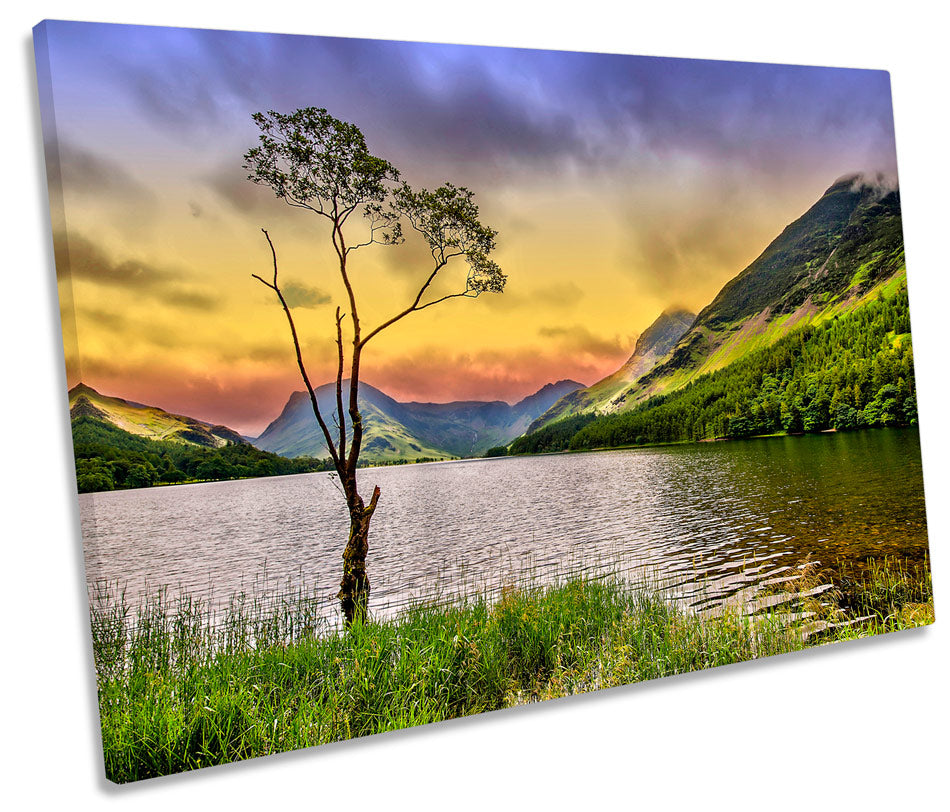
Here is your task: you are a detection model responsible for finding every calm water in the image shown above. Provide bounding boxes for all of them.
[79,429,930,618]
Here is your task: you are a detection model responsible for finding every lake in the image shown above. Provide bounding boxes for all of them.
[79,428,930,620]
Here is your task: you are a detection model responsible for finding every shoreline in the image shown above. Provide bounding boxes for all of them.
[78,424,920,492]
[500,423,919,460]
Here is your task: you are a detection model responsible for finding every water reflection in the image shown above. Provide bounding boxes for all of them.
[80,428,929,619]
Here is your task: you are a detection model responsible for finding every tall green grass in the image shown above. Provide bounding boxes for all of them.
[91,558,933,783]
[797,556,934,638]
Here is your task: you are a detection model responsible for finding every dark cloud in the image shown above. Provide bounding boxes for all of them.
[52,20,901,187]
[206,162,267,214]
[57,141,157,207]
[57,230,175,288]
[77,307,127,332]
[204,161,322,227]
[78,27,594,175]
[165,289,218,310]
[56,23,897,193]
[108,27,270,135]
[560,55,897,175]
[365,49,588,172]
[282,280,331,309]
[329,45,897,182]
[55,230,219,310]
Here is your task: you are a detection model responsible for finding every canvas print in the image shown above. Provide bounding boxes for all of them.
[34,20,933,783]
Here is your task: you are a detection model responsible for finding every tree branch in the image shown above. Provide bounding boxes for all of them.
[334,306,347,461]
[337,223,365,475]
[365,484,381,517]
[345,204,403,256]
[412,290,480,311]
[283,195,328,217]
[358,249,493,348]
[254,229,342,474]
[338,202,359,227]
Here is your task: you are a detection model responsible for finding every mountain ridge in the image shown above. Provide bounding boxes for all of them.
[628,175,905,402]
[68,384,247,449]
[527,308,695,432]
[255,379,585,460]
[527,174,905,431]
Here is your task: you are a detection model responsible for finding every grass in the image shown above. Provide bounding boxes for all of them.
[801,557,935,637]
[91,557,934,783]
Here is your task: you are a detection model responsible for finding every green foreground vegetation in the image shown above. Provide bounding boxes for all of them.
[93,557,932,783]
[511,284,916,454]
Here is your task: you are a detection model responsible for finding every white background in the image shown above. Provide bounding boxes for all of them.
[3,2,946,808]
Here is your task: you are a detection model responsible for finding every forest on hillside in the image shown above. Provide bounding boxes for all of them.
[72,417,332,493]
[510,285,917,454]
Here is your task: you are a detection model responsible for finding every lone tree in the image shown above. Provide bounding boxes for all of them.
[243,108,506,625]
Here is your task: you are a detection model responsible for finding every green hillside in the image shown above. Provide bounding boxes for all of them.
[253,386,451,462]
[254,379,584,460]
[72,415,331,493]
[529,175,907,432]
[527,308,694,431]
[510,282,916,454]
[627,175,905,402]
[69,384,244,448]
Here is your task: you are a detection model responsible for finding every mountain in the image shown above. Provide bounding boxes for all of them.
[253,383,448,461]
[529,173,905,430]
[68,383,246,448]
[253,379,584,460]
[71,403,330,493]
[527,308,694,432]
[511,281,916,454]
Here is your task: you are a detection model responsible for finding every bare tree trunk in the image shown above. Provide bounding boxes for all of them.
[338,484,381,625]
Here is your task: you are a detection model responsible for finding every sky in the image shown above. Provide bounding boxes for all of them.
[35,20,899,435]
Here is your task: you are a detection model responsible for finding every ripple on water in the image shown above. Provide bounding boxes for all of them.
[79,428,929,619]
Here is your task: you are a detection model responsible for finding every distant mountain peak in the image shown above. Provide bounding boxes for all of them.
[512,379,585,413]
[518,379,585,398]
[661,304,695,319]
[523,172,905,435]
[523,309,694,433]
[831,171,898,197]
[68,382,100,397]
[612,172,906,407]
[628,308,695,362]
[67,384,246,449]
[255,378,587,460]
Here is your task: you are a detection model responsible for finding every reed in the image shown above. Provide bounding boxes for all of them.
[91,556,933,783]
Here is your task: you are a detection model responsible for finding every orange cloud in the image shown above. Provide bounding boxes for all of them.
[357,344,626,405]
